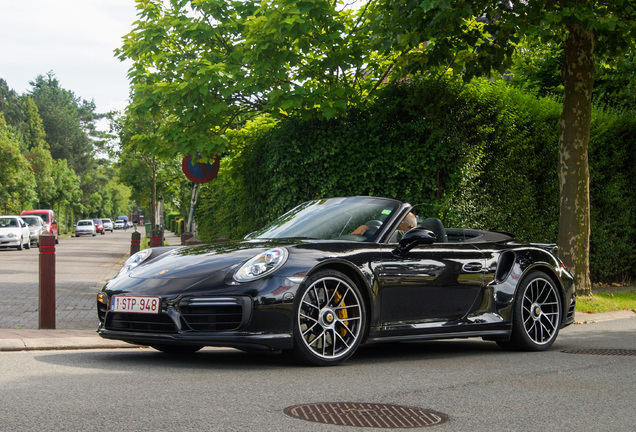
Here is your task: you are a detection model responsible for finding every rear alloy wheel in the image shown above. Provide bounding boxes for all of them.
[293,270,366,366]
[499,271,562,351]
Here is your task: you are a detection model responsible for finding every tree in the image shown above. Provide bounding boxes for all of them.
[117,0,382,159]
[0,114,37,213]
[112,112,185,229]
[370,0,636,295]
[29,72,95,176]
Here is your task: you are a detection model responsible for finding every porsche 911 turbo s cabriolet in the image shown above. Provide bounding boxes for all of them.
[97,196,576,365]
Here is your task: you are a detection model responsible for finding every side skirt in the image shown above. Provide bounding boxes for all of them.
[365,329,511,344]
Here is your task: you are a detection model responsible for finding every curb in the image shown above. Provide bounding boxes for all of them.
[574,309,636,324]
[0,329,136,352]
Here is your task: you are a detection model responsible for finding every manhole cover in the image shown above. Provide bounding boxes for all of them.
[284,402,449,428]
[562,348,636,356]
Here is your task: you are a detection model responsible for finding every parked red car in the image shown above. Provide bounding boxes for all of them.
[20,209,58,244]
[93,219,105,235]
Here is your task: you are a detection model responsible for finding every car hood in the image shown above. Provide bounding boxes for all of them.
[126,240,295,280]
[0,227,21,233]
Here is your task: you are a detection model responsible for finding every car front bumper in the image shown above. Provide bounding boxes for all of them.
[97,328,293,351]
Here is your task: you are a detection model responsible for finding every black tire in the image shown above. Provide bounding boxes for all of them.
[293,270,366,366]
[498,270,562,351]
[150,344,203,354]
[17,238,23,251]
[25,240,30,249]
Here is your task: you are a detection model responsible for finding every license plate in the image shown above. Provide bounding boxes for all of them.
[110,296,161,314]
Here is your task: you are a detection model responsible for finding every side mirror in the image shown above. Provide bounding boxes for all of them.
[392,228,436,257]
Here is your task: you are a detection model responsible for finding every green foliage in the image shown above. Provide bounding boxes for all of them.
[117,0,390,158]
[29,73,96,176]
[0,114,37,213]
[446,80,562,242]
[588,110,636,282]
[196,78,635,282]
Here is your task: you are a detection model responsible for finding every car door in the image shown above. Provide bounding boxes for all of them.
[377,240,485,330]
[19,219,30,243]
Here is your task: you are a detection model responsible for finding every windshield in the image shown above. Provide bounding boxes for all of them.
[0,217,19,228]
[27,212,50,223]
[21,217,42,226]
[253,197,401,242]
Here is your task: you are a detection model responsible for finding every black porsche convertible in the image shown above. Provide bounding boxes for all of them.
[97,196,576,365]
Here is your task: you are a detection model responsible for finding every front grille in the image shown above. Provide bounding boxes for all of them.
[106,312,177,333]
[180,297,247,331]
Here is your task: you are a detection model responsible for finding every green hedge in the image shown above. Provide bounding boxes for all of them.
[195,78,635,282]
[165,213,180,232]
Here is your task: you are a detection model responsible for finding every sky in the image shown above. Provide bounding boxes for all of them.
[0,0,139,115]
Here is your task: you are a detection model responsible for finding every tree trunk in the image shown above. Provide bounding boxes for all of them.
[151,156,157,230]
[558,23,594,296]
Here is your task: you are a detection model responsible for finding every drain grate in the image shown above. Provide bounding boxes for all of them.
[562,348,636,356]
[284,402,449,428]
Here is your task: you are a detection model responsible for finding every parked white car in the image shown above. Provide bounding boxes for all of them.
[75,219,96,237]
[114,220,125,230]
[20,215,47,247]
[102,218,114,232]
[0,215,31,250]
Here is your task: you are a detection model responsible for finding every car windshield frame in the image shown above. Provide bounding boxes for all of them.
[21,216,43,227]
[252,197,402,242]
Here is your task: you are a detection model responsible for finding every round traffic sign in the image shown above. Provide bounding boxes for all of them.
[182,154,220,183]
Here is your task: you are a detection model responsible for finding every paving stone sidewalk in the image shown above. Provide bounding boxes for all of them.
[0,229,182,331]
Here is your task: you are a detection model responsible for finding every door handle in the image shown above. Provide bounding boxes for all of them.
[463,262,483,272]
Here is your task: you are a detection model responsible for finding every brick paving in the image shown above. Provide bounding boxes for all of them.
[0,229,181,330]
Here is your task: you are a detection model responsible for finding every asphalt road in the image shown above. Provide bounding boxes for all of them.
[0,316,634,432]
[1,229,634,431]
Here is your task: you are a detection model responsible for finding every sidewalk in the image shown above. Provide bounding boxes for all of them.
[0,229,184,352]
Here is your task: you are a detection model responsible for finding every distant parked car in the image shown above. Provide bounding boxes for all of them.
[93,219,105,235]
[20,209,58,244]
[114,220,125,230]
[75,220,96,237]
[102,218,114,232]
[20,215,47,247]
[0,215,31,250]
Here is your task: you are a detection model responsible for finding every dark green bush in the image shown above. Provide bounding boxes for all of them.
[195,78,635,282]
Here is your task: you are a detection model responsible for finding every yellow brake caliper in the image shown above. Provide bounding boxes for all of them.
[334,290,349,337]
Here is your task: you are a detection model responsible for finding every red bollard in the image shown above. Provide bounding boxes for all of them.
[130,231,141,255]
[39,233,56,329]
[149,229,164,247]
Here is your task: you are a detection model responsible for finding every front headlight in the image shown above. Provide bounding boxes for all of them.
[117,249,153,277]
[234,248,288,282]
[7,233,16,238]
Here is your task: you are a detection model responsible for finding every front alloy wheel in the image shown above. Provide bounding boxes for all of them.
[293,270,366,366]
[499,270,562,351]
